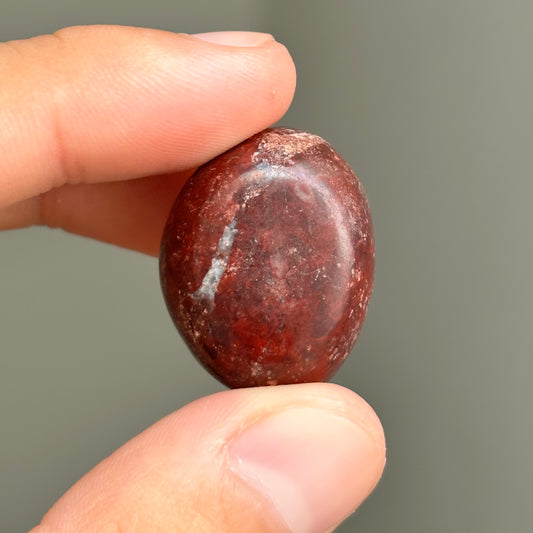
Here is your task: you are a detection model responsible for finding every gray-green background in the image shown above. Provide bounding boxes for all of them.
[2,1,532,531]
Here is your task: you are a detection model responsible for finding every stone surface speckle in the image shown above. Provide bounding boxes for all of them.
[160,128,374,388]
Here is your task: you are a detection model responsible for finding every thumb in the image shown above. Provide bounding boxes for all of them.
[31,383,386,533]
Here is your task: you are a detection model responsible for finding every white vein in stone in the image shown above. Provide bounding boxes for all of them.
[192,218,238,306]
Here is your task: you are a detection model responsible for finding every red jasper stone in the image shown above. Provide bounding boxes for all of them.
[160,128,374,388]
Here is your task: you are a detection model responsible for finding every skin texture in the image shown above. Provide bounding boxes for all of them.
[0,26,386,532]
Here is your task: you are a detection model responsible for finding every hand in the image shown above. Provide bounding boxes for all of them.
[1,26,385,532]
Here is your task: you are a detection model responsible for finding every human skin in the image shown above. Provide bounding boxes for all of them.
[0,26,386,533]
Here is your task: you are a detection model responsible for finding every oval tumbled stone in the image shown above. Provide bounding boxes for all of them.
[159,127,374,388]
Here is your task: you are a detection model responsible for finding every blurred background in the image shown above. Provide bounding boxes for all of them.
[1,1,532,531]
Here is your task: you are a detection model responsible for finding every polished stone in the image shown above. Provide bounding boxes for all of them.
[160,128,374,388]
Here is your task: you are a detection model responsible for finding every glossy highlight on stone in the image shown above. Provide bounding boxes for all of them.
[159,128,374,388]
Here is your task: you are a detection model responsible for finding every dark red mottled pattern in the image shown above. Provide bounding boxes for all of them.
[160,128,374,388]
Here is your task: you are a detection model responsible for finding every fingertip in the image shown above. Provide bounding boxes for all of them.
[36,383,384,533]
[0,25,297,208]
[176,383,386,532]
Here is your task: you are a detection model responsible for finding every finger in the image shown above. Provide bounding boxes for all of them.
[31,383,386,533]
[0,26,296,209]
[0,171,192,255]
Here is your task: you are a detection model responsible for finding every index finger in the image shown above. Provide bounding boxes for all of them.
[0,25,296,208]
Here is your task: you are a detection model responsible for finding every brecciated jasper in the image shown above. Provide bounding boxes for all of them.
[159,128,374,388]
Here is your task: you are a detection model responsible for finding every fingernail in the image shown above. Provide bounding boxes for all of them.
[192,31,275,47]
[229,408,384,533]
